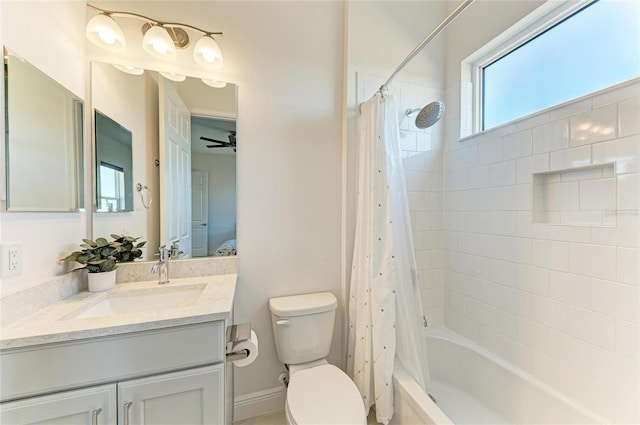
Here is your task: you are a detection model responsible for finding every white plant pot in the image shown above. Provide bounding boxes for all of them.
[88,270,117,292]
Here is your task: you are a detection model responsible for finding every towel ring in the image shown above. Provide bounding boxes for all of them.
[136,183,152,209]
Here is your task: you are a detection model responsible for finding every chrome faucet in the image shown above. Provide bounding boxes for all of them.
[151,245,170,284]
[170,241,184,259]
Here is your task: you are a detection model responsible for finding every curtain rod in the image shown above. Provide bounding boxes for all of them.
[379,0,475,93]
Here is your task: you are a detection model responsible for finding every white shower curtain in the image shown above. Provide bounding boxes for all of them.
[348,91,430,425]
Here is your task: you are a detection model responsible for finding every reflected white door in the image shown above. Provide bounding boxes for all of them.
[191,171,209,257]
[159,77,192,257]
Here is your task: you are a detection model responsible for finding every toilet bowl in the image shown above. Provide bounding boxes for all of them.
[286,364,365,425]
[269,292,366,425]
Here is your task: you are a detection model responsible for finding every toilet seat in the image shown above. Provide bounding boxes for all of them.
[286,364,366,425]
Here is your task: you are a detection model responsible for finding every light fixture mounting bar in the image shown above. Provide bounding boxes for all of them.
[87,4,223,36]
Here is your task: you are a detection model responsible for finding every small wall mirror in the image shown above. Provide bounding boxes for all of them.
[91,61,237,260]
[4,48,84,211]
[95,110,133,212]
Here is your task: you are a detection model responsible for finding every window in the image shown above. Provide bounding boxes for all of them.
[98,162,126,212]
[479,0,639,131]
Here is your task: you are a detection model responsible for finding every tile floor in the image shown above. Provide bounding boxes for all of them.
[233,409,380,424]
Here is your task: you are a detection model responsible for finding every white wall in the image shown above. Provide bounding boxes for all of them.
[0,1,88,292]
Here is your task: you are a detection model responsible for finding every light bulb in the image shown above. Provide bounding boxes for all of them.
[98,29,116,45]
[202,50,216,63]
[142,25,176,60]
[153,40,168,54]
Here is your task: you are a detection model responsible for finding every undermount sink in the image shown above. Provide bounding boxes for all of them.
[68,283,207,320]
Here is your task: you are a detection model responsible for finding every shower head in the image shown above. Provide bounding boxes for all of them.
[406,101,445,129]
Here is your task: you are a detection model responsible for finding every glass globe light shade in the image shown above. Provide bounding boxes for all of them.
[159,71,187,82]
[142,25,177,60]
[112,64,145,75]
[86,14,126,52]
[193,35,223,69]
[201,79,227,88]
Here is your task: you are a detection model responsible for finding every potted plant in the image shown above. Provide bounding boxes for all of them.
[61,238,120,292]
[110,234,147,263]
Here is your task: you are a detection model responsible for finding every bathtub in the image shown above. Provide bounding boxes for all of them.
[390,328,604,424]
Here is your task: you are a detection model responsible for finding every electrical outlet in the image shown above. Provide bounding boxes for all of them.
[1,243,22,277]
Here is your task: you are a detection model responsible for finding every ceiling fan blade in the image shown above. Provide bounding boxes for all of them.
[200,136,226,144]
[206,144,228,148]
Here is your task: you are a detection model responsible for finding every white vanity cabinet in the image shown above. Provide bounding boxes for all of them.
[0,321,229,425]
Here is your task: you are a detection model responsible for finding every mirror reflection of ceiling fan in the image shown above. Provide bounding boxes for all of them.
[201,131,236,152]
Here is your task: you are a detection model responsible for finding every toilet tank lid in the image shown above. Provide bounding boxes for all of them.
[269,292,337,317]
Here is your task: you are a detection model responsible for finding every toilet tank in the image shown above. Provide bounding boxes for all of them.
[269,292,337,365]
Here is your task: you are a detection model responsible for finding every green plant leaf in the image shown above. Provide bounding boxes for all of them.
[75,254,89,264]
[100,259,117,272]
[88,259,106,265]
[82,239,97,247]
[96,238,109,247]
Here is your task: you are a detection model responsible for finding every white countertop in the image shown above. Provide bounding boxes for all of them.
[0,274,237,350]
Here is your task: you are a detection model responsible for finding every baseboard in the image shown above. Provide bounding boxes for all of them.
[233,386,286,421]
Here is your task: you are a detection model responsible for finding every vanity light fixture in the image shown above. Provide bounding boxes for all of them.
[86,4,224,68]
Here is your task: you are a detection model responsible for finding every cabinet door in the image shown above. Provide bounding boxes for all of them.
[118,364,224,425]
[0,384,116,425]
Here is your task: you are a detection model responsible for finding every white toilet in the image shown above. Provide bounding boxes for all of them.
[269,292,366,425]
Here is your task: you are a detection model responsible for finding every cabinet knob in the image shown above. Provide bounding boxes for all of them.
[123,402,133,425]
[91,408,102,425]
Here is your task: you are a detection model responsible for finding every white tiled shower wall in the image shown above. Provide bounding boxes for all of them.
[442,79,640,423]
[357,73,446,328]
[399,83,446,328]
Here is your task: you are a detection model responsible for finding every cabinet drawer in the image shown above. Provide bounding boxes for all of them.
[1,321,224,402]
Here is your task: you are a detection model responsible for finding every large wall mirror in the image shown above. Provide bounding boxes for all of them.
[4,48,84,211]
[91,61,237,261]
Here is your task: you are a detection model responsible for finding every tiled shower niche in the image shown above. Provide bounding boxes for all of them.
[533,163,616,226]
